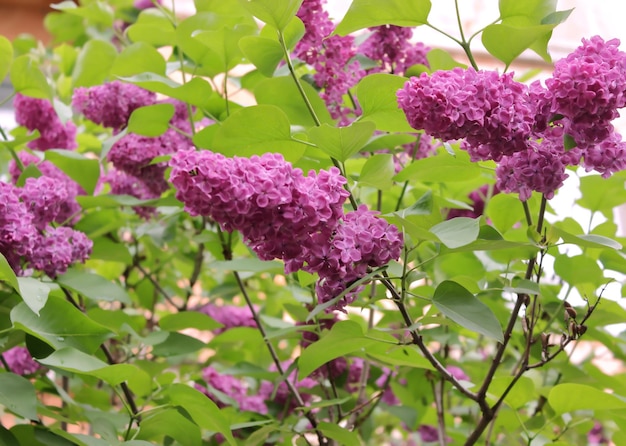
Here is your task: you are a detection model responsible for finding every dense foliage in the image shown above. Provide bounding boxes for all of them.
[1,0,626,445]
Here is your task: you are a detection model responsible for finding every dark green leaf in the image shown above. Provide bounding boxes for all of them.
[159,312,222,331]
[308,122,376,162]
[0,373,38,420]
[44,149,100,195]
[56,269,131,304]
[137,409,202,446]
[298,320,374,379]
[151,332,206,357]
[11,296,113,354]
[318,422,361,445]
[430,217,480,249]
[356,73,415,132]
[432,280,503,341]
[89,237,132,264]
[335,0,432,35]
[127,103,175,137]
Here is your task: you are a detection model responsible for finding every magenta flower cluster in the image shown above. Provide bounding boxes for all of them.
[2,346,42,375]
[170,150,402,310]
[0,180,91,277]
[196,303,257,334]
[195,366,268,414]
[14,94,77,151]
[398,36,626,201]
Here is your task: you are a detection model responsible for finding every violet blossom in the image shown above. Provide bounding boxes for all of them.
[359,25,430,75]
[3,346,42,375]
[196,303,257,334]
[196,366,268,414]
[14,94,77,151]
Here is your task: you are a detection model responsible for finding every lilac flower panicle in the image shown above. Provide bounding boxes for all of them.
[197,366,268,414]
[29,226,92,278]
[14,94,77,151]
[397,68,534,161]
[360,25,430,75]
[72,81,156,130]
[19,176,70,229]
[3,346,42,375]
[0,182,38,273]
[196,304,257,334]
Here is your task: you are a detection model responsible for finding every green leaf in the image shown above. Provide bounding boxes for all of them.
[126,9,176,46]
[366,344,434,370]
[210,105,306,163]
[488,376,535,409]
[242,0,304,30]
[159,312,222,331]
[426,48,467,71]
[318,422,361,445]
[0,373,38,420]
[356,74,415,132]
[395,190,433,218]
[499,0,557,21]
[359,153,395,190]
[127,103,175,137]
[298,320,374,379]
[55,269,131,304]
[210,258,283,273]
[239,36,284,76]
[110,42,166,77]
[0,35,13,82]
[0,252,19,292]
[394,148,480,183]
[168,384,236,445]
[17,277,53,316]
[44,149,100,195]
[335,0,432,35]
[504,278,540,295]
[254,76,334,126]
[192,24,257,72]
[485,193,524,233]
[552,227,622,250]
[549,383,626,414]
[482,23,554,67]
[151,332,206,357]
[577,173,626,213]
[72,39,117,87]
[11,296,113,354]
[89,237,132,264]
[137,409,202,446]
[10,55,52,99]
[432,280,503,342]
[118,73,213,108]
[51,1,114,27]
[308,122,376,162]
[553,255,605,287]
[430,217,480,249]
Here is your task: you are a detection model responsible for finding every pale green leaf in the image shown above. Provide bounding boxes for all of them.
[335,0,432,35]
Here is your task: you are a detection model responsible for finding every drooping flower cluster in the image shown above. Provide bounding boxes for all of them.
[170,150,402,310]
[195,366,268,414]
[196,303,257,334]
[2,346,42,375]
[359,25,430,76]
[295,0,364,123]
[398,36,626,201]
[14,94,77,151]
[0,180,91,277]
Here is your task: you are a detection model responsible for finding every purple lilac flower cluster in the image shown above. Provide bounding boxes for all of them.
[170,150,402,311]
[0,179,91,277]
[398,36,626,201]
[2,346,42,375]
[295,0,364,123]
[14,94,77,151]
[195,366,268,413]
[196,303,257,334]
[359,25,430,76]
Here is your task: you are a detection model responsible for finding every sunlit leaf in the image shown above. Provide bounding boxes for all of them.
[335,0,431,35]
[549,383,626,414]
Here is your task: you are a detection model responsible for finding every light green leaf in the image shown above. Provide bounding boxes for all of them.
[298,320,374,379]
[432,280,503,342]
[56,269,131,304]
[192,24,256,71]
[366,344,434,370]
[356,73,415,132]
[488,376,535,409]
[430,217,480,249]
[552,227,622,250]
[210,258,283,273]
[239,36,284,76]
[51,1,114,27]
[0,252,19,292]
[137,409,202,446]
[482,23,554,67]
[159,312,222,331]
[110,42,166,77]
[44,149,100,195]
[119,73,213,108]
[308,122,376,162]
[254,76,334,126]
[318,422,361,445]
[126,9,176,46]
[10,55,52,99]
[17,277,53,316]
[553,255,605,287]
[549,383,626,414]
[11,297,113,354]
[0,373,38,420]
[211,105,306,163]
[426,48,467,71]
[0,35,13,82]
[89,237,132,265]
[242,0,303,30]
[395,190,433,218]
[577,173,626,214]
[359,153,395,190]
[394,148,481,183]
[72,39,117,87]
[169,384,236,445]
[485,193,524,233]
[127,103,175,137]
[335,0,431,35]
[503,278,540,295]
